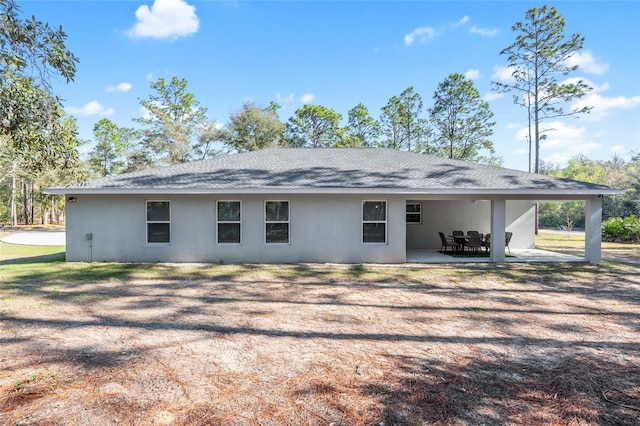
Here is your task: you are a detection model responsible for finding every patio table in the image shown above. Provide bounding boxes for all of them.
[449,235,468,251]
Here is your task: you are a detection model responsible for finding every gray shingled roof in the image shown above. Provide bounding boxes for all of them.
[46,148,620,196]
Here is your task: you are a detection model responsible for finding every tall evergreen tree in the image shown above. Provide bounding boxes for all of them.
[345,103,380,147]
[492,5,592,173]
[221,100,285,152]
[429,73,496,163]
[135,76,207,165]
[398,87,424,152]
[285,104,343,147]
[88,118,139,176]
[379,87,425,151]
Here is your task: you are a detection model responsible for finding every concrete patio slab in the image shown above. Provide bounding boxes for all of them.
[406,248,584,264]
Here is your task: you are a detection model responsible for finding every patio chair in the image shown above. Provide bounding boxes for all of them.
[482,232,512,255]
[452,230,466,249]
[482,233,490,252]
[438,232,459,253]
[466,234,484,252]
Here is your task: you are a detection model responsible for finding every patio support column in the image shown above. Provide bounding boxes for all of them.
[585,196,603,264]
[490,199,506,263]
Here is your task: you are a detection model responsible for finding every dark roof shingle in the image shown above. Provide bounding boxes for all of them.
[49,148,618,195]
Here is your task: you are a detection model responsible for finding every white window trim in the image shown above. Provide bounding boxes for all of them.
[264,200,290,245]
[406,201,422,225]
[362,200,387,244]
[216,200,242,245]
[145,200,171,245]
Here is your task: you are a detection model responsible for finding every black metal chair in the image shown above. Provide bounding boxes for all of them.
[466,234,484,252]
[505,232,513,255]
[439,232,459,253]
[452,230,466,250]
[483,232,512,255]
[483,233,491,252]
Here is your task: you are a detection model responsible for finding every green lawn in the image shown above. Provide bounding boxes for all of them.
[536,231,640,250]
[0,242,64,257]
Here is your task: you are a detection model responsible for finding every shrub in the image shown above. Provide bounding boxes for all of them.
[602,215,640,243]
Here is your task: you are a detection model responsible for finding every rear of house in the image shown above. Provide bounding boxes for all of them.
[48,148,618,264]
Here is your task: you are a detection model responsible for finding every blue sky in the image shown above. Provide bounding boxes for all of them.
[19,0,640,172]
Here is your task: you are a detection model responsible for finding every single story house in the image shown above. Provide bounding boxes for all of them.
[45,148,622,264]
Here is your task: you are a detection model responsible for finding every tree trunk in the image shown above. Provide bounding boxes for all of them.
[31,181,35,225]
[22,179,27,224]
[10,163,17,228]
[49,196,54,225]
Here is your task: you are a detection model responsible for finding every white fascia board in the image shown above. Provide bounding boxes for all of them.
[45,186,624,198]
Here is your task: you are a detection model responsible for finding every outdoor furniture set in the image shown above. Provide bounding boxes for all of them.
[439,231,512,254]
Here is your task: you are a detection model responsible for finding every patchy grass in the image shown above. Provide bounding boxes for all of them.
[536,231,640,267]
[536,231,640,251]
[1,240,639,425]
[0,241,64,257]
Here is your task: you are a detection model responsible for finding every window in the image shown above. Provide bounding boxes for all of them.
[217,201,241,244]
[406,202,422,224]
[146,201,170,244]
[362,200,386,243]
[265,201,289,244]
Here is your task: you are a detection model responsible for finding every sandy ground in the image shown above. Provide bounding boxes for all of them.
[1,259,639,425]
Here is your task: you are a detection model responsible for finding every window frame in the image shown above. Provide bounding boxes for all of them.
[216,200,242,245]
[362,200,387,244]
[406,201,422,224]
[264,200,290,244]
[145,200,171,245]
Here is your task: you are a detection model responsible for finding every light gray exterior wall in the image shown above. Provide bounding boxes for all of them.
[405,200,535,249]
[64,193,407,263]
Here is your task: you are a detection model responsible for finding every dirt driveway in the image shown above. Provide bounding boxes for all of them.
[1,262,639,425]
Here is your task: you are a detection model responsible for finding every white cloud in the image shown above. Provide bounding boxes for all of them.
[566,50,609,75]
[127,0,199,40]
[492,65,515,82]
[276,92,294,103]
[66,100,114,117]
[574,93,640,121]
[514,121,602,165]
[455,16,470,27]
[564,78,640,121]
[405,16,473,46]
[464,69,480,80]
[404,26,436,46]
[611,144,626,153]
[106,82,133,93]
[470,25,498,36]
[563,77,609,94]
[300,93,315,103]
[139,105,152,120]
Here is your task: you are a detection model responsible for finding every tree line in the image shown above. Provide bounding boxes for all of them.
[539,155,640,230]
[3,0,634,227]
[85,75,501,178]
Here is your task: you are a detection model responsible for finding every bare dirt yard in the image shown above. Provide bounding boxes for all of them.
[1,253,639,424]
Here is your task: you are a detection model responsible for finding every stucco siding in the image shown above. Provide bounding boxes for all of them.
[405,200,535,250]
[64,194,407,263]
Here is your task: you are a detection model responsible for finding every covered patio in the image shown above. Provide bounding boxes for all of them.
[404,195,610,265]
[406,248,585,264]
